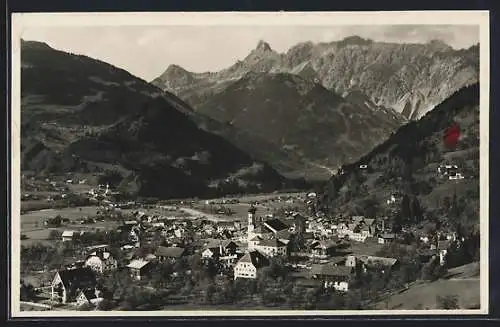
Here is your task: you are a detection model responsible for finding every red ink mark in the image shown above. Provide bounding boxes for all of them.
[444,122,460,149]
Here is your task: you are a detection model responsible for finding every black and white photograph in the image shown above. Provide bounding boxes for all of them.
[10,11,490,316]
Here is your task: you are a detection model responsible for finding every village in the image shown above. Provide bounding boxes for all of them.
[19,170,474,311]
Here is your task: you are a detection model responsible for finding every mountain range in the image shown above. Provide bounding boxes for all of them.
[20,40,305,199]
[194,71,405,171]
[152,36,479,121]
[20,35,480,200]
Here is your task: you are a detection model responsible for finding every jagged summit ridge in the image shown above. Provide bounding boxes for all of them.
[153,36,478,120]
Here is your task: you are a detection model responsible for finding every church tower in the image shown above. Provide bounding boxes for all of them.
[247,206,257,242]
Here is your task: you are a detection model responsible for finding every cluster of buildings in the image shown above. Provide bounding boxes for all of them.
[44,199,460,307]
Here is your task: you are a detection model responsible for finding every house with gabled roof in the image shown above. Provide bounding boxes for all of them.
[310,264,353,292]
[310,239,337,259]
[155,246,186,263]
[216,221,241,233]
[76,288,104,307]
[84,250,118,274]
[358,255,399,273]
[201,240,239,262]
[233,250,270,280]
[51,267,97,304]
[253,224,272,238]
[263,218,289,234]
[378,233,396,244]
[126,259,153,280]
[255,238,287,257]
[275,229,293,245]
[61,230,83,242]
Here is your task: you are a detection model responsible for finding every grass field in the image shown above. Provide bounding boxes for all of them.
[20,206,120,246]
[373,278,480,310]
[21,206,101,230]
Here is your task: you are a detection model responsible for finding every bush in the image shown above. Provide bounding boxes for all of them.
[436,295,460,309]
[78,302,94,311]
[48,230,62,240]
[96,299,115,311]
[20,281,38,301]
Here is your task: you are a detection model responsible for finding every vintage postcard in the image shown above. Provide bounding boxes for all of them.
[10,11,490,317]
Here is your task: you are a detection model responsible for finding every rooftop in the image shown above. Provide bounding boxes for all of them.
[258,238,286,248]
[237,250,269,268]
[126,259,151,270]
[155,246,186,258]
[311,264,352,277]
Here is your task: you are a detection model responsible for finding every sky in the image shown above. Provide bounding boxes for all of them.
[21,25,479,82]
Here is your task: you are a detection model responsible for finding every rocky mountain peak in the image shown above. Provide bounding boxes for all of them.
[255,40,273,52]
[165,64,190,76]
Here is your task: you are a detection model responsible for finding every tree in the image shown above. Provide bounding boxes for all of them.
[421,257,447,281]
[286,285,307,309]
[96,299,115,311]
[48,230,62,240]
[78,302,94,311]
[436,295,460,309]
[401,194,411,223]
[410,196,423,223]
[362,197,379,219]
[203,284,216,304]
[20,281,38,301]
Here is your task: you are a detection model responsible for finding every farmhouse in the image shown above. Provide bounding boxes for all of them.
[51,267,97,304]
[358,256,399,273]
[255,238,287,257]
[378,233,396,244]
[155,246,186,263]
[61,230,83,242]
[126,259,153,280]
[84,250,118,274]
[311,264,352,292]
[201,240,239,261]
[310,240,337,259]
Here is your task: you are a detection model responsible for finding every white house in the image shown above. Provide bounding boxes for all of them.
[233,250,270,280]
[84,251,118,274]
[437,240,452,266]
[76,288,104,307]
[311,264,352,292]
[61,230,77,242]
[449,173,465,180]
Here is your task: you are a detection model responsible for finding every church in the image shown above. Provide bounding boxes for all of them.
[245,206,290,257]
